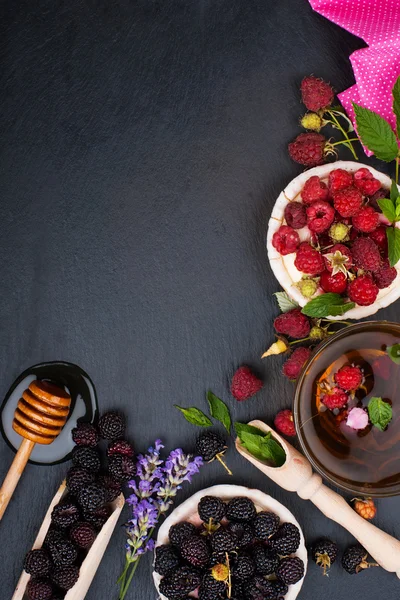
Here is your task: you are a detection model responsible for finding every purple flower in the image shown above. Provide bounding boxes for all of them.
[157,451,203,513]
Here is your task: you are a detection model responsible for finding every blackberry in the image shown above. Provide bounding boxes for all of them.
[107,439,134,457]
[72,446,101,473]
[199,572,226,597]
[83,505,111,530]
[51,501,80,529]
[195,431,232,475]
[71,421,99,447]
[26,577,53,600]
[108,454,136,482]
[312,538,338,575]
[198,496,226,525]
[159,566,202,600]
[154,544,181,576]
[252,545,279,575]
[270,522,300,555]
[66,467,95,495]
[77,482,106,511]
[48,538,78,567]
[226,497,256,523]
[276,556,304,585]
[245,575,275,600]
[209,551,231,567]
[227,521,254,548]
[24,549,51,576]
[210,528,237,553]
[272,579,288,599]
[43,528,65,549]
[51,565,80,590]
[342,545,378,574]
[168,522,197,548]
[253,511,280,541]
[231,552,255,581]
[231,582,244,600]
[97,474,122,503]
[98,411,125,440]
[181,535,210,568]
[69,521,97,549]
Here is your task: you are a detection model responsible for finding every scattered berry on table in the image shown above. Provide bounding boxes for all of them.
[51,565,80,590]
[227,521,254,548]
[352,237,382,272]
[352,206,379,233]
[51,501,80,529]
[253,511,280,541]
[302,176,329,205]
[288,132,327,167]
[306,200,335,233]
[181,535,210,568]
[98,411,125,440]
[76,482,106,512]
[274,409,296,436]
[333,186,363,218]
[226,497,257,522]
[294,242,325,275]
[348,275,379,306]
[159,566,202,600]
[195,431,231,474]
[47,538,78,568]
[352,498,377,520]
[23,549,51,577]
[154,544,181,576]
[328,169,353,194]
[300,76,334,112]
[210,528,237,553]
[342,545,378,574]
[274,308,311,339]
[374,260,397,289]
[69,521,97,549]
[334,365,362,391]
[83,505,111,530]
[168,522,198,549]
[284,202,307,229]
[272,225,300,255]
[252,545,279,575]
[283,347,311,380]
[26,577,53,600]
[320,270,347,294]
[66,466,95,495]
[97,474,122,503]
[312,538,338,576]
[321,387,348,411]
[231,552,255,581]
[276,556,305,584]
[108,454,136,482]
[353,168,381,196]
[107,439,134,457]
[370,226,388,254]
[231,366,263,401]
[71,446,101,473]
[323,244,353,274]
[300,112,323,132]
[71,421,99,447]
[270,522,301,555]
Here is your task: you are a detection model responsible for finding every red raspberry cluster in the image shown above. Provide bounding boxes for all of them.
[271,167,397,307]
[321,364,363,414]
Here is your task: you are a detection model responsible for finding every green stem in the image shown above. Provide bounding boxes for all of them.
[119,560,140,600]
[289,337,310,345]
[331,138,358,146]
[326,110,359,160]
[396,156,399,184]
[117,560,131,587]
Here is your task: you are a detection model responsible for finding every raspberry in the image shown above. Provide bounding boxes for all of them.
[297,278,318,298]
[301,176,329,205]
[69,521,97,549]
[107,439,134,457]
[310,325,326,340]
[321,387,348,410]
[288,132,327,167]
[333,186,363,217]
[374,260,397,289]
[274,409,296,436]
[352,238,382,272]
[370,226,388,254]
[274,308,310,339]
[323,244,353,273]
[334,365,362,391]
[352,206,379,233]
[300,112,323,131]
[300,76,334,112]
[272,225,300,255]
[284,202,307,229]
[328,169,353,193]
[320,270,347,294]
[306,200,335,233]
[231,366,263,401]
[294,242,325,275]
[329,222,350,242]
[282,347,311,380]
[352,498,377,520]
[353,168,381,196]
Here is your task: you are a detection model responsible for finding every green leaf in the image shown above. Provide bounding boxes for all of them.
[302,293,354,318]
[386,227,400,266]
[393,76,400,139]
[234,422,266,437]
[174,405,212,427]
[390,179,400,203]
[378,198,397,223]
[352,103,399,162]
[368,397,393,431]
[387,343,400,365]
[207,391,231,433]
[274,291,299,313]
[235,423,286,467]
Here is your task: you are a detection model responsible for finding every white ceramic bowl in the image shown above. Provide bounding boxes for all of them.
[266,161,400,320]
[153,484,307,600]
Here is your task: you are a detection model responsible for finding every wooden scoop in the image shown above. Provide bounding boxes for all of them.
[236,420,400,578]
[0,380,71,520]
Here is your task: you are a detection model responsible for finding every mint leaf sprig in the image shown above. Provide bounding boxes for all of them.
[301,293,355,318]
[235,422,286,467]
[367,397,393,431]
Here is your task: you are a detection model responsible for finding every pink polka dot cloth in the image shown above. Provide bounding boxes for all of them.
[309,0,400,156]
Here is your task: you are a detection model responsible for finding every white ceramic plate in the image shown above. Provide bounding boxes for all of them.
[153,484,307,600]
[266,161,400,320]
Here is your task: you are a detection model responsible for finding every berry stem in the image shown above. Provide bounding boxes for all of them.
[330,138,359,146]
[325,110,359,160]
[289,337,310,345]
[396,156,399,185]
[216,453,233,476]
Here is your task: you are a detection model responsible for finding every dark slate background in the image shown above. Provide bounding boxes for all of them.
[1,1,399,598]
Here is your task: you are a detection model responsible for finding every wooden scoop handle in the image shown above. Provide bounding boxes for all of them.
[0,439,35,520]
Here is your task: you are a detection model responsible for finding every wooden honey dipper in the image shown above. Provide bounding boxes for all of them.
[0,380,71,520]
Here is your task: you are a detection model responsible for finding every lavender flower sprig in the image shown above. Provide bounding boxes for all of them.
[117,440,203,600]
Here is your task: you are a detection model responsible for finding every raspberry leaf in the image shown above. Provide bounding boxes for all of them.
[301,293,354,318]
[377,198,397,223]
[393,75,400,139]
[274,291,299,313]
[207,391,231,433]
[387,343,400,365]
[174,406,212,427]
[390,179,400,203]
[368,397,393,431]
[386,226,400,266]
[352,103,399,162]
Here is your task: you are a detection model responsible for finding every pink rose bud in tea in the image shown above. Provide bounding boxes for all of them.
[346,407,369,430]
